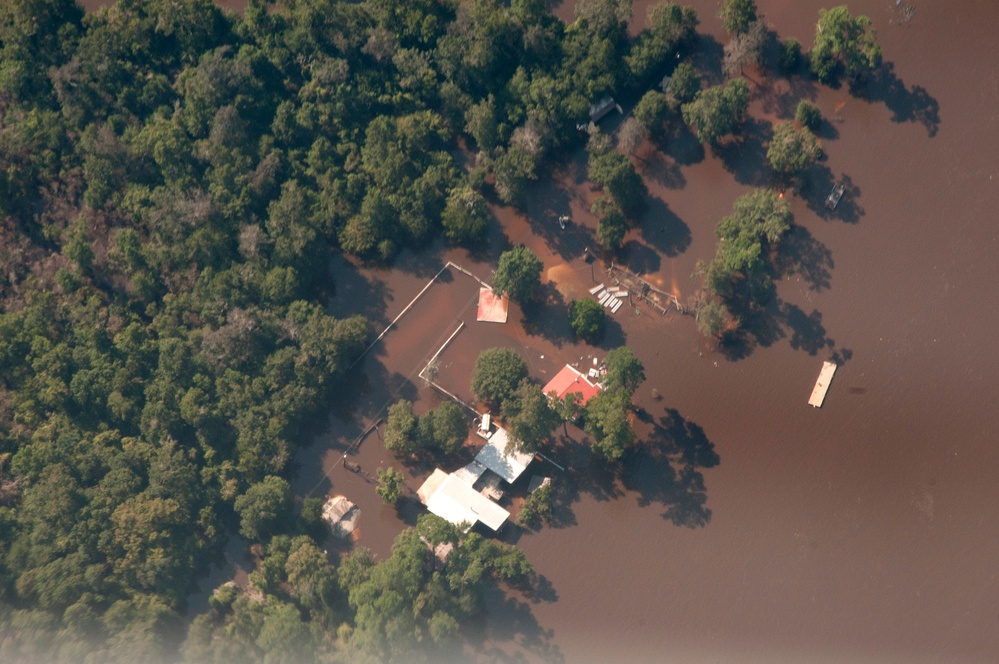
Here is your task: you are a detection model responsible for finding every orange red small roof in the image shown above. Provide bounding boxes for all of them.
[476,288,509,323]
[542,365,602,406]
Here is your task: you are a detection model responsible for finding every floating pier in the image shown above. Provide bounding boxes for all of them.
[808,361,838,408]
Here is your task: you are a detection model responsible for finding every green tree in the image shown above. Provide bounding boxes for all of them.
[593,195,628,251]
[587,150,647,216]
[299,497,325,540]
[339,514,530,660]
[720,0,757,35]
[633,90,670,131]
[767,121,821,177]
[552,392,583,434]
[491,144,537,207]
[626,2,699,89]
[234,476,293,542]
[603,346,646,395]
[376,467,406,505]
[464,94,500,154]
[516,482,554,528]
[795,99,822,130]
[284,539,336,613]
[809,6,882,83]
[780,38,803,72]
[492,245,543,303]
[384,399,418,454]
[255,601,317,664]
[667,61,700,105]
[501,379,559,454]
[441,185,489,245]
[584,387,635,461]
[471,348,528,408]
[681,78,749,144]
[705,189,792,301]
[695,298,730,338]
[417,401,468,455]
[569,298,607,343]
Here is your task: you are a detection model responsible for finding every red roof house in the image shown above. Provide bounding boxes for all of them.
[542,365,602,406]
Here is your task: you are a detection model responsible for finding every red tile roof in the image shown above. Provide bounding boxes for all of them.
[542,365,602,406]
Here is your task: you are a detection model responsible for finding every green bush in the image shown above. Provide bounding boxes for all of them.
[795,100,822,130]
[779,38,802,72]
[569,298,607,344]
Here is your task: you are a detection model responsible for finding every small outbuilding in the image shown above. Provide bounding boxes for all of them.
[322,496,360,539]
[588,97,617,123]
[476,287,509,323]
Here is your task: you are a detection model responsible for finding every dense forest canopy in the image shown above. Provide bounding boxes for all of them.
[0,0,704,661]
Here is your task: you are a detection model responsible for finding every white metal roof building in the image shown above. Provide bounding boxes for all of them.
[417,469,510,532]
[474,427,535,484]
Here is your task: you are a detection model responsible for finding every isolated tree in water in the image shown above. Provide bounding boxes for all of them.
[593,195,628,252]
[376,467,406,505]
[569,297,607,344]
[471,347,528,408]
[384,399,418,454]
[767,121,821,178]
[502,379,560,454]
[492,245,543,302]
[720,0,758,35]
[795,100,822,130]
[809,5,881,83]
[603,345,646,395]
[681,78,749,145]
[588,149,648,217]
[416,401,468,455]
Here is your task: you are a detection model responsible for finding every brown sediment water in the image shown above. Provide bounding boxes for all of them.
[316,1,999,662]
[480,1,999,662]
[80,0,999,661]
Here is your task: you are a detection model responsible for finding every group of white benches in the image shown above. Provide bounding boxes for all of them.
[588,283,627,314]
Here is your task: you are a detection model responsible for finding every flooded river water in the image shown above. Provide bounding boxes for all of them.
[82,0,999,661]
[316,1,999,662]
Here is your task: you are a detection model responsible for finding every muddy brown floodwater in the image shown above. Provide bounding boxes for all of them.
[81,0,999,661]
[312,1,999,662]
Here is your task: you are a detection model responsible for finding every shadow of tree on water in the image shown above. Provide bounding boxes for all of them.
[801,167,863,223]
[773,224,834,292]
[524,183,594,263]
[327,254,392,328]
[758,68,820,120]
[850,61,941,137]
[520,281,573,347]
[658,119,704,166]
[620,407,717,528]
[717,287,858,365]
[638,196,691,258]
[619,239,661,275]
[637,148,686,190]
[465,585,565,664]
[713,117,773,188]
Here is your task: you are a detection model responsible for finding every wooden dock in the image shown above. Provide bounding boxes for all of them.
[808,361,838,408]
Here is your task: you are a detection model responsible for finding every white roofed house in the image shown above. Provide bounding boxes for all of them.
[473,426,534,484]
[417,469,510,532]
